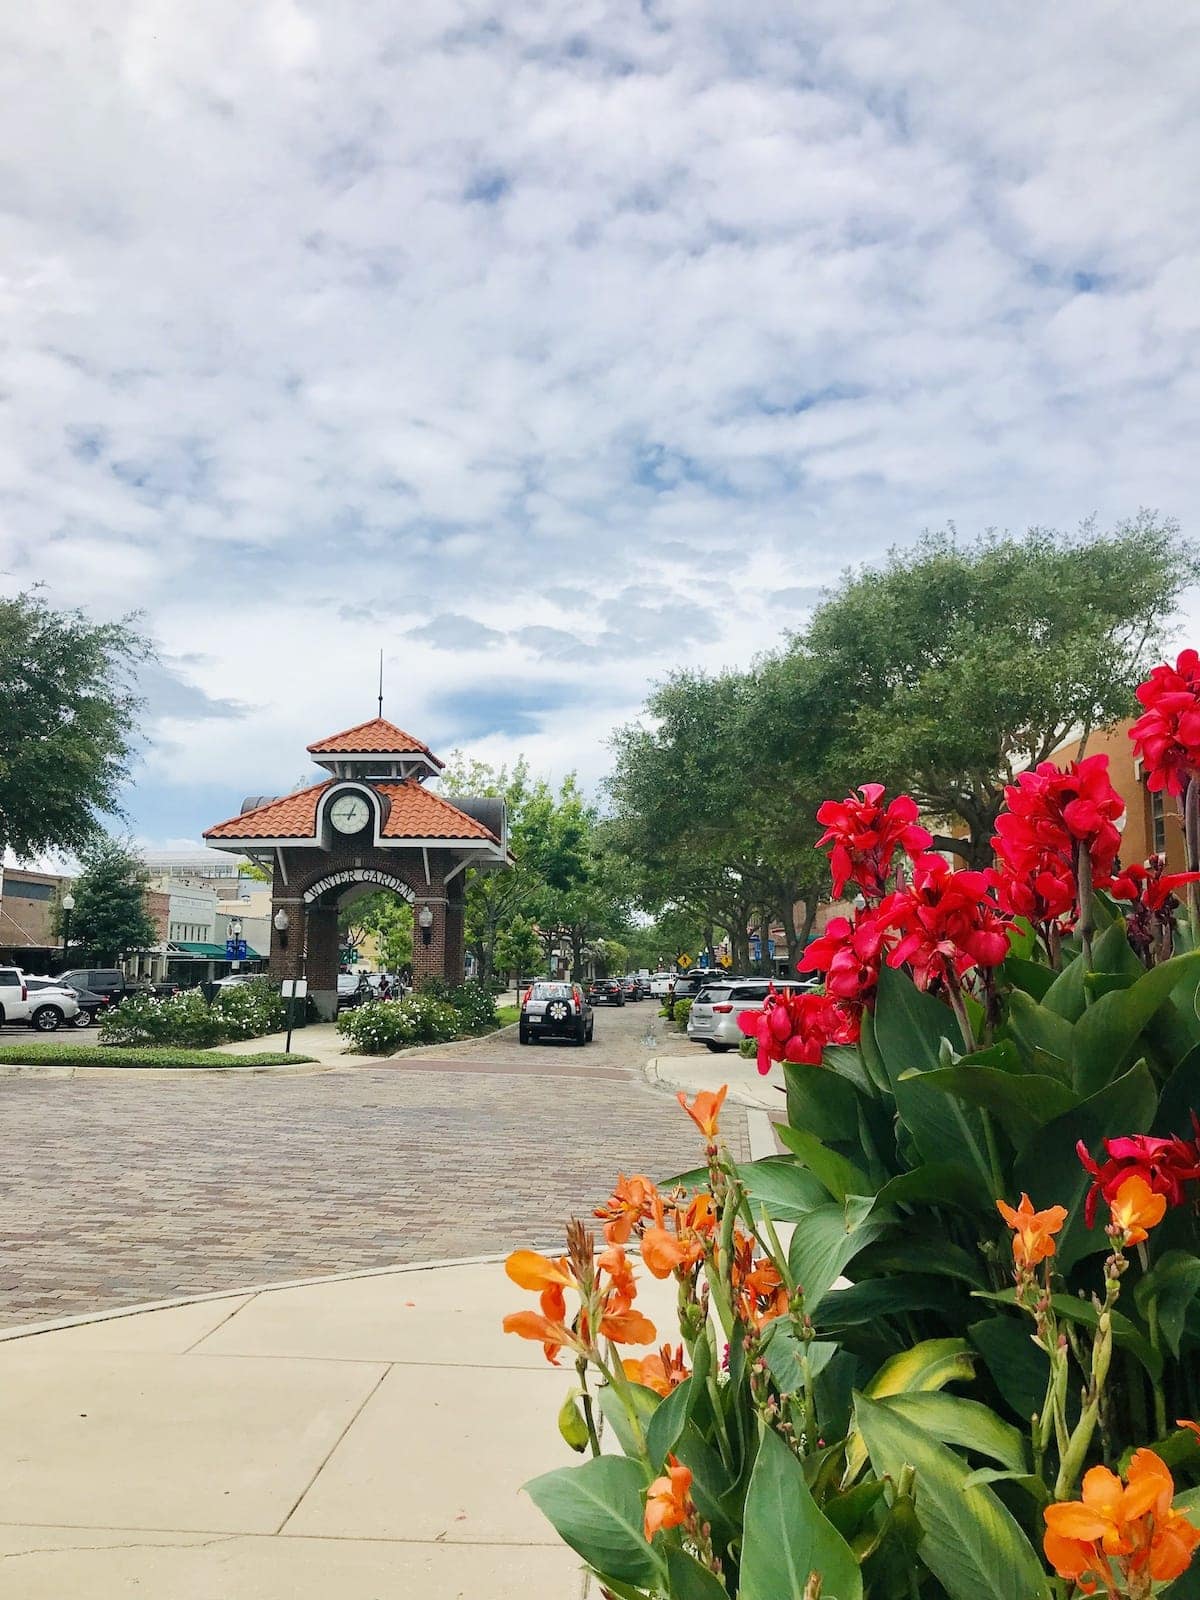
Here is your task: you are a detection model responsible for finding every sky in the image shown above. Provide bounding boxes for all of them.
[3,1,1200,850]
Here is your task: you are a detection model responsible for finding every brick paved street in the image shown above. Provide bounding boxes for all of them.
[0,1004,748,1327]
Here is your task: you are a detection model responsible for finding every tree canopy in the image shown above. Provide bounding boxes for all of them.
[0,592,151,860]
[65,837,156,964]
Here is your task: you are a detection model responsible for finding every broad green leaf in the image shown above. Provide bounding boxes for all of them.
[815,1275,963,1333]
[1136,1251,1200,1358]
[1073,952,1200,1096]
[524,1455,662,1588]
[872,964,966,1086]
[852,1236,984,1286]
[786,1058,863,1139]
[739,1427,863,1600]
[976,1288,1162,1380]
[665,1548,729,1599]
[1091,919,1144,978]
[1005,916,1039,961]
[905,1063,1079,1146]
[969,1316,1049,1425]
[962,1467,1049,1504]
[872,1162,991,1216]
[777,1124,876,1202]
[844,1338,975,1480]
[1039,950,1089,1020]
[854,1394,1053,1600]
[821,1044,875,1096]
[871,1391,1027,1472]
[892,1070,995,1195]
[760,1321,839,1392]
[1006,988,1077,1057]
[1154,1044,1200,1138]
[1012,1059,1157,1270]
[787,1198,885,1313]
[1003,954,1055,1001]
[737,1157,829,1221]
[646,1375,696,1471]
[672,1423,737,1546]
[598,1382,660,1462]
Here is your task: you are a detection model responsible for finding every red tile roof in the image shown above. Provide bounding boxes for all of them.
[375,782,498,841]
[204,780,497,844]
[205,783,330,840]
[307,718,442,764]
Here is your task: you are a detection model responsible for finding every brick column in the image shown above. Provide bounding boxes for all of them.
[306,904,340,1018]
[269,899,304,983]
[412,897,448,986]
[444,898,465,984]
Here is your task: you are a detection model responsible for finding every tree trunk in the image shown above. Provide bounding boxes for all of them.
[758,911,772,977]
[777,898,802,968]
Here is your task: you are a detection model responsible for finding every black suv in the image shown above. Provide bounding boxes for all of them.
[519,981,594,1045]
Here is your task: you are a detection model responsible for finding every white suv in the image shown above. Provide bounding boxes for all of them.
[0,967,80,1032]
[686,978,815,1053]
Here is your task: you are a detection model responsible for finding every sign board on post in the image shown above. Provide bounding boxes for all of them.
[280,980,308,999]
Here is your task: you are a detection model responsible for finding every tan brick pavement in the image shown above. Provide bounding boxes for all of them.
[0,1006,747,1327]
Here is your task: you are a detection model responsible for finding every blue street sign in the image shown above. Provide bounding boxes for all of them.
[226,939,248,960]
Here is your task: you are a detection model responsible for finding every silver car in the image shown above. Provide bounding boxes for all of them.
[686,979,816,1053]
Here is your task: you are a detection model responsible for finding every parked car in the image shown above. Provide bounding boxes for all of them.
[620,976,642,1002]
[648,971,676,998]
[587,978,625,1007]
[58,968,129,1004]
[213,973,258,990]
[0,967,79,1031]
[686,978,817,1053]
[25,976,107,1028]
[519,981,593,1045]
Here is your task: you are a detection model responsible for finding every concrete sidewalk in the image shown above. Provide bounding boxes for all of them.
[0,1256,692,1597]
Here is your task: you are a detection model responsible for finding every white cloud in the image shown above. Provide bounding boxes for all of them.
[2,1,1200,843]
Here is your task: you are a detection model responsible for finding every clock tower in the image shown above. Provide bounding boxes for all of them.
[203,717,510,1016]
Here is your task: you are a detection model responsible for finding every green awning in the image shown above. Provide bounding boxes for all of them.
[170,942,265,960]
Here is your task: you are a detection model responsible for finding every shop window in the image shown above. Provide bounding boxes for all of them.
[1152,789,1167,856]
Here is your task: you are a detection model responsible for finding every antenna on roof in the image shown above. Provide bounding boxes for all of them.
[377,649,384,718]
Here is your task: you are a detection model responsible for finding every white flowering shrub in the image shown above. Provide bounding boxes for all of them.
[336,995,460,1054]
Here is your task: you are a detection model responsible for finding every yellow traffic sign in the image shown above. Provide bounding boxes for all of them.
[677,953,693,969]
[718,954,732,968]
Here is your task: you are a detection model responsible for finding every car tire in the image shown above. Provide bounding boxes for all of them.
[586,1021,594,1042]
[72,1010,93,1029]
[575,1018,587,1046]
[519,1022,529,1045]
[32,1006,62,1032]
[705,1042,732,1053]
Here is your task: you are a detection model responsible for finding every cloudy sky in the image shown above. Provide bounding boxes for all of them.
[3,1,1200,848]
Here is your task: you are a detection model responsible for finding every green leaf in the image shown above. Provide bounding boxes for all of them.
[1003,954,1055,1000]
[1038,949,1090,1021]
[646,1375,696,1471]
[777,1124,876,1202]
[852,1237,984,1286]
[785,1058,863,1141]
[1012,1059,1158,1271]
[1072,952,1200,1096]
[1007,987,1078,1056]
[844,1338,976,1479]
[870,1391,1027,1472]
[524,1455,663,1588]
[665,1548,729,1599]
[739,1428,863,1600]
[787,1198,885,1313]
[962,1467,1049,1504]
[737,1157,830,1221]
[969,1316,1049,1425]
[872,964,965,1085]
[854,1394,1053,1600]
[815,1275,964,1333]
[1154,1044,1200,1138]
[976,1288,1162,1380]
[905,1063,1079,1146]
[598,1382,660,1462]
[1136,1251,1200,1359]
[892,1071,995,1195]
[760,1320,839,1391]
[872,1162,992,1216]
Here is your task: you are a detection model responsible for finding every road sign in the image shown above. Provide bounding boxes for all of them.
[677,953,692,969]
[719,954,732,968]
[225,938,248,961]
[280,979,308,998]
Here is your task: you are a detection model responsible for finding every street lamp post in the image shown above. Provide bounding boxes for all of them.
[60,892,75,970]
[230,916,242,973]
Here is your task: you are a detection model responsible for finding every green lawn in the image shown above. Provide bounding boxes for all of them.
[495,1005,520,1027]
[0,1043,315,1069]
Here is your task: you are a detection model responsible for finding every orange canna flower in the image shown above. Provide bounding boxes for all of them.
[594,1174,659,1245]
[1178,1418,1200,1444]
[501,1308,580,1365]
[624,1344,690,1397]
[996,1192,1068,1268]
[728,1228,789,1328]
[1044,1450,1200,1589]
[677,1085,727,1140]
[505,1251,574,1292]
[1109,1172,1168,1244]
[644,1455,693,1541]
[598,1307,658,1345]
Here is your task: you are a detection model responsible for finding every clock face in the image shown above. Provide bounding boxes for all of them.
[329,793,371,835]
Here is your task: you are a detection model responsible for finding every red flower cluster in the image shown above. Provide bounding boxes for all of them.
[1110,855,1200,963]
[797,908,892,1009]
[1130,649,1200,797]
[815,784,932,900]
[738,987,858,1075]
[1077,1127,1200,1229]
[990,753,1126,924]
[880,854,1011,992]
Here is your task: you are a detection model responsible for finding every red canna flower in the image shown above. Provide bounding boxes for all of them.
[988,858,1077,927]
[992,753,1126,911]
[737,985,858,1074]
[1130,649,1200,797]
[1077,1128,1200,1228]
[797,907,892,1009]
[1109,856,1200,963]
[815,783,932,900]
[881,853,1011,991]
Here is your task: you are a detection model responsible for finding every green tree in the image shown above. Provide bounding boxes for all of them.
[533,826,636,979]
[66,837,156,964]
[494,914,542,981]
[790,514,1197,866]
[337,892,412,970]
[439,757,591,980]
[0,592,151,859]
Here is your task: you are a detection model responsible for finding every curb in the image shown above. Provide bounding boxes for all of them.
[0,1059,331,1079]
[0,1248,562,1344]
[643,1053,783,1111]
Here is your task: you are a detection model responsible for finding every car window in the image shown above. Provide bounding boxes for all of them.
[531,983,572,999]
[0,969,20,985]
